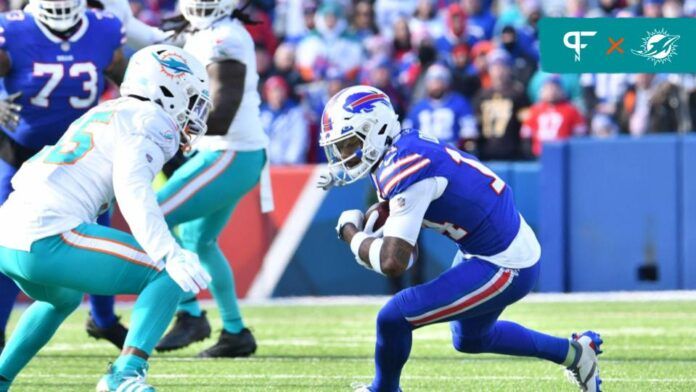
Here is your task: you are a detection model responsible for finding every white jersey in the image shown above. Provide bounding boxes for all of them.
[183,18,268,152]
[0,97,182,263]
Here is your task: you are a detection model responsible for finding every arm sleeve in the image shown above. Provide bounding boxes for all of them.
[125,18,171,49]
[382,177,442,246]
[112,133,180,263]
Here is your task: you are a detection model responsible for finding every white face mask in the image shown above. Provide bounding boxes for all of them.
[33,0,84,32]
[180,0,234,30]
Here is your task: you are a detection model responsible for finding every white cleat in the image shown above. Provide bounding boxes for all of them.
[351,384,372,392]
[96,363,155,392]
[350,382,402,392]
[565,331,603,392]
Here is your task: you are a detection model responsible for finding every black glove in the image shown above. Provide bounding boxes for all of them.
[0,92,22,132]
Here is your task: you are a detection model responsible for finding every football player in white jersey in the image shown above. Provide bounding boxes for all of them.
[152,0,272,358]
[0,44,212,391]
[99,0,272,357]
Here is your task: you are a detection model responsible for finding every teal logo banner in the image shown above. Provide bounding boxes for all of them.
[539,18,696,73]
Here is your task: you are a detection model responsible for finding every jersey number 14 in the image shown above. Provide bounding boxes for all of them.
[445,147,505,195]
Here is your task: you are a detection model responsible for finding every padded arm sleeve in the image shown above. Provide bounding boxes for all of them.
[113,134,180,263]
[382,177,443,246]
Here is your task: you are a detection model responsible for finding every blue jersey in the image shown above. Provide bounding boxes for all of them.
[371,129,521,256]
[0,10,124,151]
[405,93,476,145]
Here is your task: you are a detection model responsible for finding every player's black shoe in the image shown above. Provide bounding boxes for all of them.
[197,328,257,358]
[155,311,211,352]
[0,331,5,354]
[85,313,128,350]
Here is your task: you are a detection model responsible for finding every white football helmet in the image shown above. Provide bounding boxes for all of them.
[29,0,86,32]
[319,85,400,186]
[180,0,238,30]
[120,44,212,149]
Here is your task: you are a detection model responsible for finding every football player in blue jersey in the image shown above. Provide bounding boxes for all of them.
[319,85,603,392]
[0,0,128,352]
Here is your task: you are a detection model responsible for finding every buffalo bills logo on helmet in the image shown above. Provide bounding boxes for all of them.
[343,91,390,114]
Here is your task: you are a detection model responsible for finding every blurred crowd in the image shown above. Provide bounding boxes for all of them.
[3,0,696,163]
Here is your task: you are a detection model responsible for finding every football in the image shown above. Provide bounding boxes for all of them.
[364,201,390,231]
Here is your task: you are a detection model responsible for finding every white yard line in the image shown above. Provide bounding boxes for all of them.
[16,374,696,383]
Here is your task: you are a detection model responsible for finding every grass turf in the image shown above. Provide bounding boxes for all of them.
[6,299,696,391]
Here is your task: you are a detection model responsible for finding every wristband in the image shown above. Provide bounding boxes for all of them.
[368,238,384,275]
[350,231,369,257]
[406,253,415,270]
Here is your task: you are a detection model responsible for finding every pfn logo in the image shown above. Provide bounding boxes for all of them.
[563,31,597,62]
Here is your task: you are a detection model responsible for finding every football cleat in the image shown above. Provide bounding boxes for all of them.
[155,311,211,352]
[197,328,257,358]
[566,330,603,392]
[351,383,373,392]
[96,363,154,392]
[350,383,402,392]
[86,314,128,350]
[0,331,5,354]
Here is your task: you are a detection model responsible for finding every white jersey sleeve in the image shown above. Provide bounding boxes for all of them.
[382,177,447,245]
[195,23,246,66]
[97,0,177,49]
[112,109,181,263]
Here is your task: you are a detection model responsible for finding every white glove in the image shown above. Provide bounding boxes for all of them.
[317,172,335,191]
[363,210,384,238]
[165,249,211,294]
[336,209,364,239]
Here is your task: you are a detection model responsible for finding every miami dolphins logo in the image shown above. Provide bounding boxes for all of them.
[631,29,680,65]
[152,51,193,79]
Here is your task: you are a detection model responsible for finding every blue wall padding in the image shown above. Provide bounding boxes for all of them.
[511,162,541,231]
[566,136,680,291]
[680,136,696,289]
[274,177,392,296]
[538,143,568,292]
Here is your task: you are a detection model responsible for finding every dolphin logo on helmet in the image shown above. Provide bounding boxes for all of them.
[152,52,193,79]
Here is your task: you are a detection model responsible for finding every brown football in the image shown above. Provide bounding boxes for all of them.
[364,201,390,231]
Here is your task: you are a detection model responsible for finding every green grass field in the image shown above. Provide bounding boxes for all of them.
[6,298,696,391]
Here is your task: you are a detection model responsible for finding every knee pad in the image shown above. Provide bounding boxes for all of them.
[452,333,490,354]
